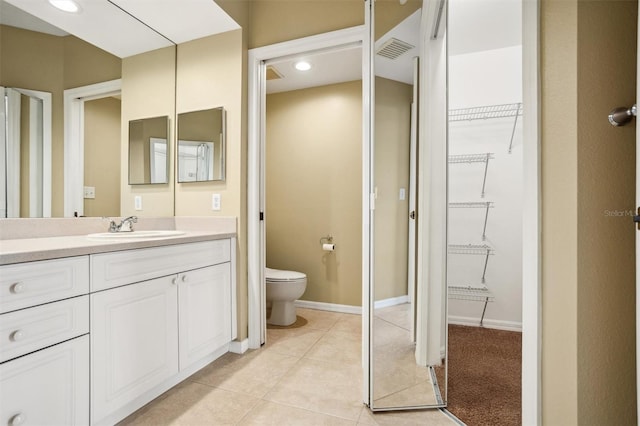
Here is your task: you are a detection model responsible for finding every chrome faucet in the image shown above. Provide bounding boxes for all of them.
[106,216,138,233]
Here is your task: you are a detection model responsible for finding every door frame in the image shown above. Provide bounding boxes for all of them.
[247,26,367,350]
[521,1,541,424]
[63,79,121,217]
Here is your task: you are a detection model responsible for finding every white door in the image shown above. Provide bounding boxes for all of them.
[91,276,178,424]
[408,57,419,342]
[178,264,232,370]
[636,6,640,417]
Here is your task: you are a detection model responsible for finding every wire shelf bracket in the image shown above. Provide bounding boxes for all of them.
[449,201,494,240]
[448,244,495,283]
[448,153,494,198]
[449,103,523,154]
[448,285,495,326]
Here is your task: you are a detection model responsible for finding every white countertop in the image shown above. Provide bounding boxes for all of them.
[0,217,237,265]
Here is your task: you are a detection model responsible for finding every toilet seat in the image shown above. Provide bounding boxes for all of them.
[266,267,306,282]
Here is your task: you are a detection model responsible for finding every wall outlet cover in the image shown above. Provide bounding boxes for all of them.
[134,196,142,211]
[83,186,96,199]
[212,193,221,211]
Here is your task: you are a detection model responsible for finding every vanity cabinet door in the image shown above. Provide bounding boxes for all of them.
[178,263,231,370]
[0,335,89,426]
[90,276,178,425]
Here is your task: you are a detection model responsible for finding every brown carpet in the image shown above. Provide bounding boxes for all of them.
[446,325,522,426]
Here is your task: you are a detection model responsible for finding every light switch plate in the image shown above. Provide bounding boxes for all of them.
[212,193,221,211]
[134,196,142,211]
[399,187,406,201]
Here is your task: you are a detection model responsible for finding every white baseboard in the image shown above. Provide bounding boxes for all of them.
[295,300,361,315]
[229,338,249,354]
[448,315,522,332]
[373,295,409,309]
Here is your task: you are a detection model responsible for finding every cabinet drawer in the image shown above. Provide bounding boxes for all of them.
[0,296,89,363]
[91,239,230,292]
[0,257,89,314]
[0,335,89,426]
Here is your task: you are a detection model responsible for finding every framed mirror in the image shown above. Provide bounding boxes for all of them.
[128,116,170,185]
[177,107,226,182]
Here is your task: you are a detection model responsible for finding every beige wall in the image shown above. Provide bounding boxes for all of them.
[266,81,363,306]
[541,0,637,424]
[84,97,121,217]
[174,29,247,337]
[374,77,412,301]
[121,46,175,217]
[1,25,121,217]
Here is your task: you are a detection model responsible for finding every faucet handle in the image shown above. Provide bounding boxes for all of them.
[102,217,118,232]
[119,216,138,232]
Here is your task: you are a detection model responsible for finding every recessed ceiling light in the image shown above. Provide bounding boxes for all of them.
[48,0,81,13]
[294,61,312,71]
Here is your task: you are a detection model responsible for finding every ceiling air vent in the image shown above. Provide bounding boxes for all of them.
[266,65,284,80]
[376,38,415,60]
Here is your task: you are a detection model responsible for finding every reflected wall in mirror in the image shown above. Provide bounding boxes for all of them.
[1,19,123,217]
[177,107,226,182]
[0,86,51,218]
[370,0,447,410]
[128,116,169,185]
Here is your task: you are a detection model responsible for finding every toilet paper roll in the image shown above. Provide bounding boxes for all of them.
[322,243,335,252]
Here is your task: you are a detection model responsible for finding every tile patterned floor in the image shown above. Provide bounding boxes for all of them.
[373,304,440,407]
[119,308,458,426]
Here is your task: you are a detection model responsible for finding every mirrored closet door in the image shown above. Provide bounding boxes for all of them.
[366,0,448,410]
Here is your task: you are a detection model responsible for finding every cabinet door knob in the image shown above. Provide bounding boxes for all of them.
[171,277,178,285]
[10,330,25,342]
[181,275,188,283]
[9,413,25,426]
[10,282,25,294]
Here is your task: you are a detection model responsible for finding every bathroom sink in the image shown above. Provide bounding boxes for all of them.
[87,230,186,239]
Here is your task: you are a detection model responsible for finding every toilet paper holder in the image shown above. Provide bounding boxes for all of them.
[320,235,336,252]
[319,235,333,244]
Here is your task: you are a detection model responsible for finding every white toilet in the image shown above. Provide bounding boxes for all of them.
[266,267,307,326]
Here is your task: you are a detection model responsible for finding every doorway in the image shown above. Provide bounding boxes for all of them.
[247,27,367,349]
[63,79,121,217]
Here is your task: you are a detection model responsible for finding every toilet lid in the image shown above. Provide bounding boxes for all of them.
[266,267,306,281]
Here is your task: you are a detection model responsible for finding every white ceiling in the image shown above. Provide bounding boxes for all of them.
[448,0,522,56]
[266,45,363,95]
[1,0,239,58]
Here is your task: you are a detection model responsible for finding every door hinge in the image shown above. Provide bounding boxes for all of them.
[634,207,640,230]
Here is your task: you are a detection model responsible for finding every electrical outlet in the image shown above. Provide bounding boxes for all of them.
[83,186,95,199]
[212,193,221,211]
[134,196,142,211]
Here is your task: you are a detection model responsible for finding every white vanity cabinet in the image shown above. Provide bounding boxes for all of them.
[90,239,235,425]
[0,257,90,426]
[178,263,231,370]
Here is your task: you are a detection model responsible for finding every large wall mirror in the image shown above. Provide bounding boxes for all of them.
[0,0,176,218]
[369,0,448,410]
[128,116,170,185]
[177,107,226,182]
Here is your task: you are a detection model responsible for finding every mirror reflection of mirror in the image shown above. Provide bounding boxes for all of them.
[1,86,52,218]
[370,0,447,410]
[177,107,226,183]
[128,116,169,185]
